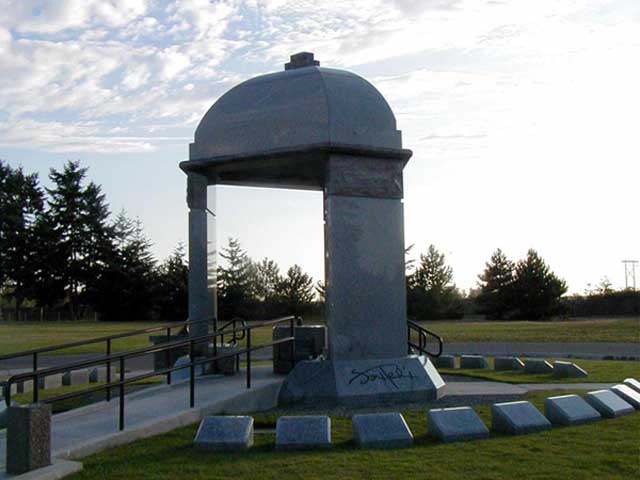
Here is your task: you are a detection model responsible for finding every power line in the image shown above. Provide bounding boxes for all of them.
[622,259,638,290]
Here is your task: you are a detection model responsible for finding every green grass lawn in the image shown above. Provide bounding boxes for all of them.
[417,317,639,343]
[68,389,640,480]
[440,357,640,383]
[1,317,637,356]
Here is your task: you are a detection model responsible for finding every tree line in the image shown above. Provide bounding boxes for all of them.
[3,159,632,323]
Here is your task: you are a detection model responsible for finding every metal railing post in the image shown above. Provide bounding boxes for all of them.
[166,327,172,385]
[246,329,251,389]
[33,373,39,403]
[106,339,112,401]
[119,357,125,431]
[407,326,411,354]
[189,340,195,408]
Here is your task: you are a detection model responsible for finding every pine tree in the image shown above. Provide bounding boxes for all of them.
[476,248,515,319]
[276,264,314,315]
[407,244,464,320]
[511,249,567,319]
[217,238,254,318]
[0,160,44,316]
[45,161,115,319]
[156,242,189,321]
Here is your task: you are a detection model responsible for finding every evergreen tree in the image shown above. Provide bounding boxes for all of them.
[276,264,314,315]
[44,161,115,318]
[475,248,515,319]
[407,244,464,320]
[511,249,567,319]
[217,238,254,318]
[253,258,282,302]
[0,160,44,315]
[156,242,189,321]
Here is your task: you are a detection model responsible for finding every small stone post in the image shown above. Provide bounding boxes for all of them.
[6,403,51,475]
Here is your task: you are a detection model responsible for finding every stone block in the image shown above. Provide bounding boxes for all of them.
[352,412,413,448]
[62,369,90,386]
[89,366,117,383]
[1,380,17,397]
[610,384,640,409]
[552,361,588,378]
[18,379,34,394]
[432,355,455,369]
[460,355,488,369]
[172,355,208,382]
[275,416,331,450]
[6,403,51,475]
[494,357,525,371]
[280,355,446,406]
[38,373,63,390]
[623,378,640,394]
[544,394,601,426]
[206,344,240,375]
[149,334,190,371]
[0,400,18,429]
[427,407,489,443]
[584,390,635,418]
[524,359,554,374]
[193,416,253,451]
[491,401,552,435]
[273,325,327,374]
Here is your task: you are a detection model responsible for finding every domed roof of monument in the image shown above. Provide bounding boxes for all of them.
[189,52,402,161]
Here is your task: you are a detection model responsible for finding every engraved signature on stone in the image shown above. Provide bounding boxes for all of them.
[348,364,415,389]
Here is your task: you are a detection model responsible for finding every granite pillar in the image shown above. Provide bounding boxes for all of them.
[6,403,51,475]
[187,173,210,346]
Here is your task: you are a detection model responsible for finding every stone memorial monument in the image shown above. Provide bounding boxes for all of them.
[182,52,444,406]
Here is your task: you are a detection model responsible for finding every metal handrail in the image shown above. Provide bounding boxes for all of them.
[407,320,443,357]
[4,315,300,431]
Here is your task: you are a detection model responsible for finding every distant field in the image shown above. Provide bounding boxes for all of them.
[0,317,637,356]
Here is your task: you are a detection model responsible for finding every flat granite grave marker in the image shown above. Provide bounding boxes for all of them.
[352,412,413,448]
[491,401,551,434]
[193,416,254,451]
[89,367,117,383]
[544,394,601,426]
[6,403,51,475]
[17,379,34,394]
[275,416,331,450]
[494,357,525,371]
[428,407,489,443]
[38,373,63,390]
[62,369,89,386]
[623,378,640,394]
[460,355,488,369]
[432,355,455,369]
[552,361,588,378]
[609,384,640,409]
[584,390,634,418]
[524,359,554,374]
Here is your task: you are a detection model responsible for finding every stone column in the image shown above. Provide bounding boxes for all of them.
[324,154,407,360]
[7,403,51,475]
[187,173,210,344]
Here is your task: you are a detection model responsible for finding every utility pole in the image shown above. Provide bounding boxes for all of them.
[622,260,638,290]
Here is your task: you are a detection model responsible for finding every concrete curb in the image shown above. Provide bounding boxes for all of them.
[0,460,82,480]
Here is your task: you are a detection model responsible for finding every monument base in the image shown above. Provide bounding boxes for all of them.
[279,355,446,406]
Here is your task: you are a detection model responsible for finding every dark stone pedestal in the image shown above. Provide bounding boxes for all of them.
[7,403,51,475]
[273,325,326,374]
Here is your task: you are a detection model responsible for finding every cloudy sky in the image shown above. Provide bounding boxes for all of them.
[0,0,638,293]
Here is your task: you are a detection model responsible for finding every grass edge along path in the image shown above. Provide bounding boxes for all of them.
[68,389,640,480]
